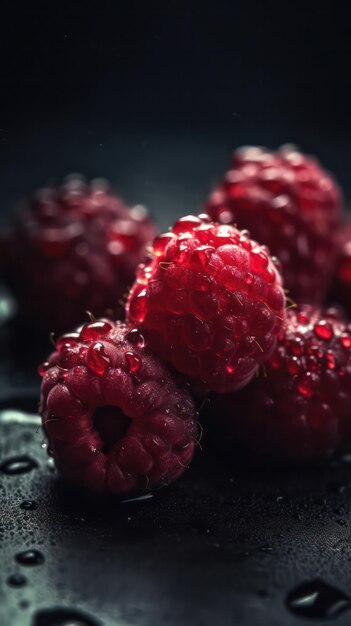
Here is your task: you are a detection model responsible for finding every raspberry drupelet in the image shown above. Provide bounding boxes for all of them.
[39,320,197,494]
[0,176,157,333]
[126,214,286,394]
[213,305,351,461]
[205,145,342,304]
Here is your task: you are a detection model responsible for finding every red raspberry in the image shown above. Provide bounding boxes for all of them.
[0,176,156,332]
[330,222,351,315]
[126,215,286,394]
[213,306,351,461]
[205,145,342,304]
[39,320,197,493]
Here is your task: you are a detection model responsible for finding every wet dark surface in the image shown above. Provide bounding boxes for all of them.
[0,130,351,625]
[2,315,351,626]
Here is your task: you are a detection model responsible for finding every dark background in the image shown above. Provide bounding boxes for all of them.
[0,1,350,228]
[2,4,351,626]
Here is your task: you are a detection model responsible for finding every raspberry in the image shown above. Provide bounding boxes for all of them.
[0,176,156,332]
[330,222,351,315]
[39,320,197,493]
[205,145,342,304]
[126,215,286,393]
[213,306,351,461]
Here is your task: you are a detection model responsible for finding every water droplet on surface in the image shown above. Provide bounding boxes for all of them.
[286,579,350,619]
[47,458,56,472]
[329,482,347,495]
[7,573,27,587]
[32,607,100,626]
[0,455,38,475]
[16,549,45,566]
[259,545,273,553]
[0,289,16,325]
[20,500,38,511]
[120,493,154,504]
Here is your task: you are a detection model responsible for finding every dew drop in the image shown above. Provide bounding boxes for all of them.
[56,332,80,350]
[340,336,351,349]
[86,342,110,376]
[47,458,56,472]
[297,311,309,325]
[126,328,146,348]
[38,362,50,377]
[153,233,175,256]
[286,579,350,619]
[32,607,101,626]
[0,455,38,475]
[314,321,333,341]
[125,351,142,373]
[80,320,112,341]
[173,215,201,235]
[297,373,315,398]
[20,500,38,511]
[129,289,147,323]
[16,549,45,566]
[7,573,27,588]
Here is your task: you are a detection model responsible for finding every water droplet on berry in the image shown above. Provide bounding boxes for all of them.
[286,580,351,619]
[314,321,333,341]
[7,573,27,588]
[38,362,50,377]
[16,549,45,566]
[125,328,146,348]
[20,500,38,511]
[340,336,351,349]
[0,455,38,475]
[86,342,110,376]
[173,215,201,235]
[297,311,310,325]
[226,363,235,374]
[326,351,336,370]
[125,352,141,373]
[129,289,147,323]
[80,320,112,341]
[153,233,175,256]
[32,607,100,626]
[297,373,316,398]
[56,332,80,350]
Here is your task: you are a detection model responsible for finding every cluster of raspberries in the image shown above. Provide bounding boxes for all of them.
[2,145,351,495]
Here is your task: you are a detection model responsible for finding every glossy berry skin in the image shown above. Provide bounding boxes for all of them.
[214,306,351,461]
[127,215,286,394]
[39,320,197,494]
[330,222,351,315]
[205,145,342,304]
[0,176,156,332]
